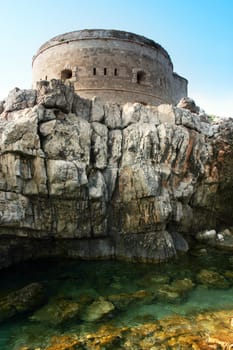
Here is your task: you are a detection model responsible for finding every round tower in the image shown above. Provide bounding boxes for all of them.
[32,29,187,105]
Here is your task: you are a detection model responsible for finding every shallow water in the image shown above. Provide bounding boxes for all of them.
[0,248,233,349]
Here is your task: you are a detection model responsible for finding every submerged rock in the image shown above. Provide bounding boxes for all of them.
[107,289,154,310]
[21,308,233,350]
[155,284,182,303]
[81,297,115,322]
[0,282,45,322]
[138,273,170,288]
[31,297,82,325]
[189,246,208,257]
[196,269,230,289]
[154,278,195,303]
[44,335,82,350]
[170,278,195,294]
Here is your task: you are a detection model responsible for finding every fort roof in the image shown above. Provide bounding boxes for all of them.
[33,29,173,67]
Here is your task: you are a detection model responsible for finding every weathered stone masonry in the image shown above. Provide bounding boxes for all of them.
[32,29,188,105]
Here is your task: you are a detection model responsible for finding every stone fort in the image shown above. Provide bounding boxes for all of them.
[32,29,188,105]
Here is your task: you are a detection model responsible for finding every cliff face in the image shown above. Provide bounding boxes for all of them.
[0,80,232,268]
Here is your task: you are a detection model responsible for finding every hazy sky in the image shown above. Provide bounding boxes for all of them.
[0,0,232,117]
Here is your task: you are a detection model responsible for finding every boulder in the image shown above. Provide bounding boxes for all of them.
[107,290,153,310]
[138,273,170,288]
[155,284,182,303]
[81,297,115,322]
[4,88,37,112]
[36,79,75,113]
[72,93,91,121]
[177,97,200,114]
[0,108,41,156]
[170,278,195,295]
[0,282,45,322]
[31,298,82,325]
[154,278,194,303]
[196,269,230,289]
[196,229,217,241]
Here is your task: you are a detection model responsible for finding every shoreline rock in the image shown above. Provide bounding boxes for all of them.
[0,282,45,322]
[17,308,233,350]
[0,80,233,268]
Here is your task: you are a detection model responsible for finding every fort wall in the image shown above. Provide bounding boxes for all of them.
[32,29,188,105]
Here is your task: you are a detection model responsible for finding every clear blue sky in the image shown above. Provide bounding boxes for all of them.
[0,0,232,117]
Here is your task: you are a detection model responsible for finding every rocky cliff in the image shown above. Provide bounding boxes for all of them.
[0,79,232,268]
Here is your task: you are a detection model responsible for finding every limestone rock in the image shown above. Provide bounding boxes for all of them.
[104,103,122,129]
[177,97,200,114]
[39,119,56,136]
[88,170,107,199]
[37,79,75,113]
[23,307,233,350]
[72,93,91,121]
[219,228,233,237]
[36,105,56,122]
[81,297,115,322]
[107,126,121,159]
[91,96,105,122]
[4,88,37,112]
[170,232,189,253]
[41,113,91,162]
[157,104,175,124]
[0,192,30,228]
[31,298,81,325]
[217,233,224,241]
[196,269,230,289]
[196,229,217,241]
[0,283,45,322]
[108,290,153,310]
[91,122,108,169]
[0,153,47,195]
[155,284,182,303]
[47,159,88,196]
[0,108,41,156]
[174,106,214,136]
[115,231,176,263]
[121,102,159,128]
[154,278,194,303]
[0,100,5,114]
[170,278,195,295]
[0,80,233,267]
[122,102,141,127]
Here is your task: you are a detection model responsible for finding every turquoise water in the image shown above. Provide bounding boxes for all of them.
[0,248,233,349]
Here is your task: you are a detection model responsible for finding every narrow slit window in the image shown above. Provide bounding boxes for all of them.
[104,68,107,75]
[93,67,96,75]
[114,68,118,76]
